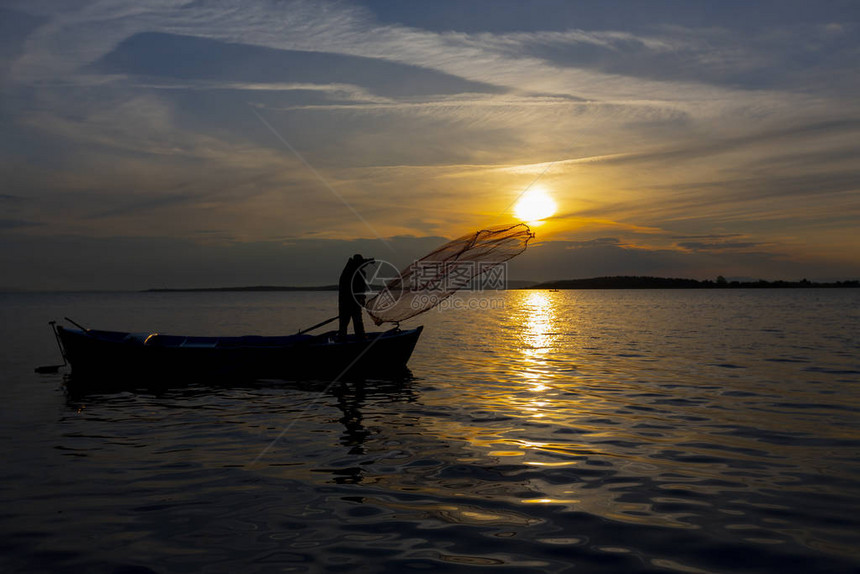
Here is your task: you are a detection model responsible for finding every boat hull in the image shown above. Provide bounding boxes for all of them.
[57,325,422,387]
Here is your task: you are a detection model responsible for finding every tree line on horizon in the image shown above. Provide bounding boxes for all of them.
[530,276,859,290]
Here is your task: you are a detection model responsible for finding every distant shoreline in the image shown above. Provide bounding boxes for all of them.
[143,285,339,293]
[529,276,859,290]
[142,276,859,293]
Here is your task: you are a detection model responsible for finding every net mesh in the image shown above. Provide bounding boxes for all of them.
[365,223,534,325]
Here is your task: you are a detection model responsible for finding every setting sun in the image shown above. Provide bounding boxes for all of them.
[514,187,557,224]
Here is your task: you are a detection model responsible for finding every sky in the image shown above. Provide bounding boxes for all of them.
[1,0,858,290]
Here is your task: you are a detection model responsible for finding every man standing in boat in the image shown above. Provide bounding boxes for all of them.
[338,254,372,339]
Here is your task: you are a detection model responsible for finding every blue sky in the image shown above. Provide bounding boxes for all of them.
[1,0,858,289]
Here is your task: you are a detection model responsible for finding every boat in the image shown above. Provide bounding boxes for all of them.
[53,322,423,387]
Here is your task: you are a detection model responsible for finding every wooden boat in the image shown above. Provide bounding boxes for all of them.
[54,322,423,386]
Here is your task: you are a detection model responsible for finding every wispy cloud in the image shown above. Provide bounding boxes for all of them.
[0,218,41,230]
[677,240,765,253]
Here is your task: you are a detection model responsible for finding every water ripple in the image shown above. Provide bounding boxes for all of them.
[1,289,858,572]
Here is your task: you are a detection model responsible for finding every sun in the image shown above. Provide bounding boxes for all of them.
[514,187,557,224]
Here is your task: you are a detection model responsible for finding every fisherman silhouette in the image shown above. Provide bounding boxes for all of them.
[338,254,372,339]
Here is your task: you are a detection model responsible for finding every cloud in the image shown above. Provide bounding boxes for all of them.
[0,218,41,230]
[363,1,857,34]
[509,237,857,283]
[1,0,858,288]
[672,233,743,240]
[2,229,854,292]
[499,23,860,94]
[676,241,763,252]
[93,32,504,98]
[0,8,45,75]
[138,79,392,106]
[0,232,446,291]
[590,119,860,168]
[3,0,796,106]
[563,237,623,248]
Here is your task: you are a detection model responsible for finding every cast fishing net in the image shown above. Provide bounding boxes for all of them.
[365,223,534,325]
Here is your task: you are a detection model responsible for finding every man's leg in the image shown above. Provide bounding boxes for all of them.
[352,308,365,338]
[338,311,350,338]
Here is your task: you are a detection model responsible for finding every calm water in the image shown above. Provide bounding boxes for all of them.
[1,289,858,573]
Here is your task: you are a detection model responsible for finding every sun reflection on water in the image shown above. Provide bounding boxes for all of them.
[416,291,737,528]
[520,290,558,357]
[514,290,564,414]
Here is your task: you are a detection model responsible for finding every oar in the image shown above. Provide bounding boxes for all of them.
[34,321,67,374]
[297,315,338,335]
[64,317,89,332]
